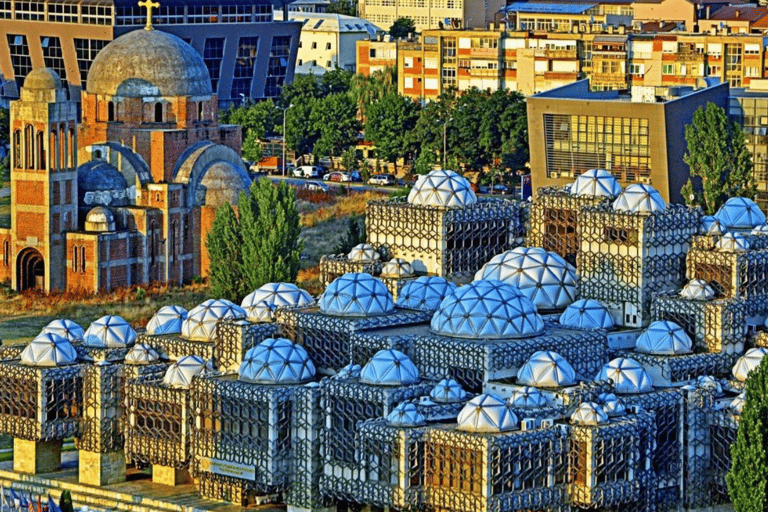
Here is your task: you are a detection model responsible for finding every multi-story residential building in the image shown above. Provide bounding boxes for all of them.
[275,11,382,74]
[358,0,504,33]
[288,0,330,14]
[730,79,768,212]
[0,0,301,106]
[526,78,729,204]
[699,5,768,33]
[356,38,397,76]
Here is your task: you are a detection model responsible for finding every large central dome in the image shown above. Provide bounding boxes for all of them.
[87,29,212,97]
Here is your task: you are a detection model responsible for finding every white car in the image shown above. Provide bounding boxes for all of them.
[305,181,330,192]
[368,174,396,186]
[301,165,322,178]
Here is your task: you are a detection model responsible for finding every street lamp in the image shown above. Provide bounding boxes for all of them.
[443,117,453,169]
[282,104,293,177]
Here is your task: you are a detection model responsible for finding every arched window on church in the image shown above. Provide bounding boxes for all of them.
[73,246,78,273]
[198,102,204,122]
[81,246,86,272]
[155,102,163,122]
[50,130,57,170]
[68,127,75,168]
[24,125,34,169]
[149,221,157,266]
[37,131,45,170]
[3,241,9,267]
[13,130,21,169]
[59,123,66,169]
[170,220,177,257]
[108,101,115,122]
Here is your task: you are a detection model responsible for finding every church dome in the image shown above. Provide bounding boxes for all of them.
[558,299,614,330]
[24,68,62,90]
[408,170,477,207]
[124,344,162,365]
[83,315,136,348]
[516,351,577,388]
[319,273,394,317]
[509,386,548,408]
[431,280,544,339]
[380,258,414,278]
[146,305,188,336]
[612,184,666,214]
[238,338,316,384]
[41,319,84,343]
[87,29,212,97]
[635,320,692,355]
[198,162,251,208]
[700,216,723,235]
[457,394,518,433]
[570,169,622,198]
[359,349,419,386]
[396,276,457,312]
[20,332,78,367]
[715,197,766,230]
[717,232,750,252]
[78,161,128,201]
[241,283,314,323]
[595,357,654,394]
[596,393,626,417]
[85,207,116,232]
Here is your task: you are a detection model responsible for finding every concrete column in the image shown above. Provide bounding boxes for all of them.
[13,438,62,474]
[153,465,191,486]
[79,450,126,486]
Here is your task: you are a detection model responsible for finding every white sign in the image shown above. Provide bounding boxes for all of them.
[198,457,256,480]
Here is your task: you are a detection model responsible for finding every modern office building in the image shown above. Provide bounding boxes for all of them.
[526,78,729,204]
[0,0,301,106]
[358,0,504,32]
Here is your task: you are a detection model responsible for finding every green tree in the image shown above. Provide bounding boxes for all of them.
[239,178,303,292]
[341,147,358,171]
[327,0,355,15]
[682,102,755,215]
[413,148,435,175]
[206,202,245,302]
[389,17,416,39]
[352,67,397,119]
[312,93,360,159]
[364,93,419,173]
[728,356,768,512]
[285,98,320,157]
[333,213,366,254]
[321,67,354,95]
[0,107,9,147]
[242,130,262,163]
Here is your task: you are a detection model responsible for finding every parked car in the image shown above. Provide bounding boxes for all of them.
[324,171,351,182]
[305,181,330,192]
[349,170,362,182]
[300,165,322,178]
[368,174,396,186]
[478,185,490,194]
[492,184,509,194]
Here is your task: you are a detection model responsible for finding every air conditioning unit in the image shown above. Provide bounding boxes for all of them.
[520,418,537,431]
[639,176,652,184]
[540,418,555,429]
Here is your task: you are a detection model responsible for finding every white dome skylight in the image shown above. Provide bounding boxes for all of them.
[429,377,467,403]
[241,283,313,323]
[319,273,394,317]
[680,279,715,300]
[146,306,188,336]
[238,338,315,384]
[752,224,768,235]
[509,386,548,408]
[596,393,626,417]
[162,355,213,389]
[558,299,614,330]
[700,216,723,235]
[387,402,426,427]
[380,258,414,278]
[457,393,518,433]
[20,333,78,367]
[570,169,622,198]
[396,276,457,312]
[181,299,247,341]
[717,232,749,252]
[83,315,137,348]
[359,349,419,386]
[407,170,477,208]
[570,402,609,425]
[612,184,666,214]
[476,247,578,310]
[635,320,693,355]
[595,357,654,394]
[732,347,768,382]
[431,280,544,339]
[41,319,84,343]
[516,351,577,388]
[124,344,162,365]
[730,393,745,414]
[347,243,380,263]
[715,197,766,230]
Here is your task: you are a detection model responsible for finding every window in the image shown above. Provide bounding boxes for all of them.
[442,68,456,87]
[266,36,291,97]
[154,103,163,122]
[74,39,109,84]
[708,65,721,76]
[425,57,438,69]
[747,67,760,78]
[3,241,8,267]
[405,77,414,88]
[232,36,259,100]
[662,64,675,75]
[14,0,45,20]
[203,38,225,93]
[404,56,414,68]
[629,63,644,75]
[40,36,68,90]
[47,1,77,23]
[7,34,32,89]
[326,42,331,50]
[311,41,317,49]
[369,48,376,58]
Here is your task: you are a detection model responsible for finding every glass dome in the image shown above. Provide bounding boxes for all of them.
[41,319,84,343]
[319,273,394,317]
[334,363,362,380]
[752,224,768,235]
[612,184,666,214]
[700,215,723,236]
[570,402,609,425]
[238,338,315,384]
[516,351,577,388]
[680,279,715,300]
[429,377,467,403]
[83,315,136,348]
[347,243,381,263]
[476,248,578,310]
[124,344,162,365]
[457,393,518,433]
[181,299,247,341]
[359,349,419,386]
[20,333,78,367]
[407,170,478,207]
[558,299,614,330]
[570,169,622,198]
[241,283,313,323]
[509,386,548,408]
[162,355,213,389]
[595,357,654,394]
[396,276,457,312]
[714,197,766,230]
[717,232,749,252]
[380,258,414,278]
[635,320,693,355]
[146,306,188,336]
[596,392,625,417]
[431,280,544,339]
[387,402,426,427]
[730,392,745,414]
[732,347,768,382]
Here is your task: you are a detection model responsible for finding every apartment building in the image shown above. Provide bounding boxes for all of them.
[358,0,504,32]
[730,79,768,212]
[357,38,398,76]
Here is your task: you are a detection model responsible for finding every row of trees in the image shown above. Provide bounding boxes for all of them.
[220,67,530,179]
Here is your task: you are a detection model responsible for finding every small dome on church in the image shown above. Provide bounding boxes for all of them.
[198,162,251,208]
[87,29,212,97]
[85,207,116,232]
[24,68,62,90]
[78,161,128,208]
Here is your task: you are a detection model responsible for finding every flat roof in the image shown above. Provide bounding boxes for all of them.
[504,2,597,14]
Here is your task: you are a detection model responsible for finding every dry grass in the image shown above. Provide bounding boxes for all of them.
[301,191,383,228]
[296,266,323,296]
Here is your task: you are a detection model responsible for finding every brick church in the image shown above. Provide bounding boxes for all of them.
[0,22,251,293]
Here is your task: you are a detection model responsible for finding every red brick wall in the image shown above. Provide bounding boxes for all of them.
[0,232,11,285]
[16,181,44,205]
[16,212,45,241]
[66,238,99,292]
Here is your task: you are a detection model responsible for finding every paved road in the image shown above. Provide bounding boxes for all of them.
[0,187,8,198]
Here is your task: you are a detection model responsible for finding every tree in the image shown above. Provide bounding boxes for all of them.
[311,93,360,159]
[327,0,355,15]
[389,17,416,39]
[0,107,9,147]
[206,202,245,302]
[413,148,435,175]
[239,178,303,292]
[341,147,358,171]
[364,93,419,173]
[242,130,262,163]
[682,102,755,215]
[59,490,75,512]
[333,213,366,254]
[352,68,397,120]
[727,356,768,512]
